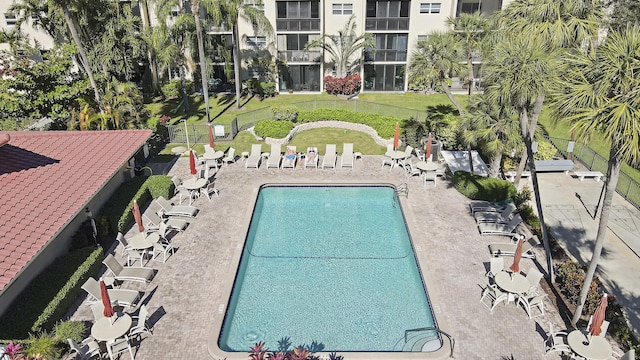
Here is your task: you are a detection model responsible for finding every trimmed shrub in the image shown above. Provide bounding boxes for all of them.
[452,171,517,202]
[25,332,62,360]
[271,105,298,122]
[296,108,398,138]
[31,247,104,334]
[254,120,295,139]
[116,175,173,233]
[533,140,557,160]
[324,74,362,95]
[53,320,86,344]
[260,82,277,98]
[161,79,192,98]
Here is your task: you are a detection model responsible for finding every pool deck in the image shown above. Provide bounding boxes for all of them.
[69,155,622,359]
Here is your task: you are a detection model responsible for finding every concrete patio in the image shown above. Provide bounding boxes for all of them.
[69,155,618,359]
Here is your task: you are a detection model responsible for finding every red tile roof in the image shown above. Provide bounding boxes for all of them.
[0,130,152,292]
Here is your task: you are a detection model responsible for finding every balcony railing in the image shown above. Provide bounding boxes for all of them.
[278,50,321,62]
[276,19,320,31]
[365,17,409,31]
[364,50,407,62]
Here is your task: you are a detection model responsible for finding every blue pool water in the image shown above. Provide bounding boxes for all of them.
[219,186,436,352]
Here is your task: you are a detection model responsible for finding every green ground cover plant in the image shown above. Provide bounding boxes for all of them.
[452,170,517,202]
[296,109,398,138]
[254,120,295,139]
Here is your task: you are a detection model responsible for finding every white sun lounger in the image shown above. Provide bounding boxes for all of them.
[103,254,155,284]
[281,146,297,169]
[475,203,517,223]
[156,196,198,217]
[322,144,337,169]
[267,143,282,169]
[341,143,355,169]
[478,214,523,236]
[245,144,262,169]
[489,237,539,259]
[81,277,141,308]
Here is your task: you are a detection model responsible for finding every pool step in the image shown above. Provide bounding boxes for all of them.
[400,330,440,352]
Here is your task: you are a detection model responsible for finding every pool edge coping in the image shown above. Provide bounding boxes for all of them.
[207,181,453,360]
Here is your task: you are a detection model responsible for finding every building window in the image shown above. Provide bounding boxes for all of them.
[4,13,17,26]
[332,3,353,15]
[246,36,267,49]
[420,3,441,14]
[366,0,410,18]
[277,1,320,19]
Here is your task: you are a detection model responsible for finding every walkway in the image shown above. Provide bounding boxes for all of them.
[69,156,620,359]
[536,167,640,338]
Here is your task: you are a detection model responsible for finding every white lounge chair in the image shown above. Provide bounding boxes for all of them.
[223,147,236,165]
[489,236,539,259]
[305,147,319,169]
[143,203,188,232]
[322,144,337,169]
[475,203,517,223]
[282,146,297,169]
[81,277,141,308]
[340,143,355,169]
[103,254,155,284]
[245,144,262,169]
[470,199,513,214]
[478,214,522,236]
[267,143,282,169]
[156,196,198,217]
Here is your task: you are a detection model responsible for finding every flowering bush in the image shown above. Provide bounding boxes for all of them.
[324,74,362,95]
[248,341,344,360]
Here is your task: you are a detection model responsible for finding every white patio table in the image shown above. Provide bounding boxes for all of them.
[567,329,612,360]
[494,271,529,304]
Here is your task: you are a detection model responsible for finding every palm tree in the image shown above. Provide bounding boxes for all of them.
[551,26,640,326]
[205,0,273,109]
[458,93,520,178]
[162,12,196,114]
[408,32,465,115]
[52,0,102,110]
[190,0,211,122]
[447,12,489,96]
[483,33,561,281]
[304,14,375,78]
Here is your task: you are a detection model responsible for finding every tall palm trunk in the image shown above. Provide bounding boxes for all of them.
[59,2,101,110]
[179,64,189,114]
[232,23,242,109]
[489,153,502,178]
[192,3,211,122]
[467,55,474,96]
[513,94,545,187]
[571,146,621,326]
[139,0,160,96]
[440,78,464,116]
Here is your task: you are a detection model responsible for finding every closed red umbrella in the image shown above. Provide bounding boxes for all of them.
[208,124,215,149]
[509,237,524,273]
[425,133,433,160]
[132,200,144,233]
[100,279,115,318]
[589,293,608,337]
[393,122,400,150]
[189,149,197,176]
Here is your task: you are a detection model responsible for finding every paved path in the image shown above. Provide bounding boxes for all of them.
[70,156,626,359]
[535,171,640,337]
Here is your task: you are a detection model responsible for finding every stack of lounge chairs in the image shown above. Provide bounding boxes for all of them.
[470,200,523,237]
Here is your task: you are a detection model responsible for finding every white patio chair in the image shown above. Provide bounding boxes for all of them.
[518,294,547,319]
[486,257,504,279]
[223,147,236,165]
[480,283,508,311]
[525,268,544,295]
[200,181,220,200]
[150,223,175,263]
[129,304,153,340]
[106,336,134,360]
[116,232,145,266]
[68,337,102,360]
[543,322,570,355]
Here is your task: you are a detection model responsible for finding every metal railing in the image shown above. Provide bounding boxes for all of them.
[546,136,640,210]
[404,327,455,357]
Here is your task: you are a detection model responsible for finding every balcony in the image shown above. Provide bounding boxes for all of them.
[276,19,320,31]
[207,49,229,63]
[364,50,407,62]
[365,18,409,31]
[278,50,321,62]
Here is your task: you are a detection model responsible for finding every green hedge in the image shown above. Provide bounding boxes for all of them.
[254,120,295,139]
[452,171,517,202]
[296,108,400,139]
[117,175,173,233]
[0,247,103,338]
[31,247,103,334]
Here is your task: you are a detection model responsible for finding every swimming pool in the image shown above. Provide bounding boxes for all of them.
[213,185,444,357]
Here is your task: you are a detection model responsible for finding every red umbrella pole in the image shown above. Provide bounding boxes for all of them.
[425,133,433,160]
[132,200,144,233]
[189,150,197,176]
[100,279,115,319]
[509,238,524,273]
[208,124,215,149]
[589,293,608,337]
[393,122,400,150]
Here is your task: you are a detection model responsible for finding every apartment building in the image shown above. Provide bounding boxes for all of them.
[0,0,511,93]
